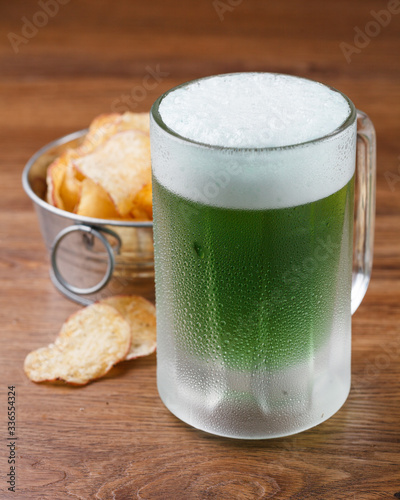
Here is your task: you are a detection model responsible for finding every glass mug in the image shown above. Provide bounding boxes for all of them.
[149,73,376,439]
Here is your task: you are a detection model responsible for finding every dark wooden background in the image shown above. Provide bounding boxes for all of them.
[0,0,399,498]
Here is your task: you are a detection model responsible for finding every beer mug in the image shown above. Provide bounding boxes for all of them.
[150,73,376,439]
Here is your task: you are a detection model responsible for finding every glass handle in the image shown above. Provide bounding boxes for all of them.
[351,110,376,314]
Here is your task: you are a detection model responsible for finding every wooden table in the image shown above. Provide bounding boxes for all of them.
[1,1,399,498]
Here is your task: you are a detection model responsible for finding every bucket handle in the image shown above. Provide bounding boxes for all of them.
[50,224,121,305]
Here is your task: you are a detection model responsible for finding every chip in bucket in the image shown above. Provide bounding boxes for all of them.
[45,112,152,221]
[74,130,151,217]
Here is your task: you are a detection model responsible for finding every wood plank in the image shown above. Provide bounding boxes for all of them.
[0,0,399,498]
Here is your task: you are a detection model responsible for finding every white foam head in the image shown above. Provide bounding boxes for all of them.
[150,73,356,209]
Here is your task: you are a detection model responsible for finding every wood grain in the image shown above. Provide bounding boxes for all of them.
[0,0,399,498]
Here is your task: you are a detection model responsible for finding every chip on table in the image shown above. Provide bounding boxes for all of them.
[24,296,157,386]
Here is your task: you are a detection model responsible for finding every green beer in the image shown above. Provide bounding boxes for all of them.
[151,72,360,438]
[153,176,354,371]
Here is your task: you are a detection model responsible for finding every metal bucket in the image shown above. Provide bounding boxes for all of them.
[22,130,155,305]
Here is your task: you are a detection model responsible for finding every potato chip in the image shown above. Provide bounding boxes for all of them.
[24,303,131,385]
[100,295,156,360]
[46,157,66,209]
[119,112,150,134]
[74,130,152,217]
[131,183,153,221]
[88,113,122,133]
[75,178,121,219]
[46,150,84,211]
[45,112,152,221]
[78,112,150,155]
[78,113,123,155]
[60,162,83,212]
